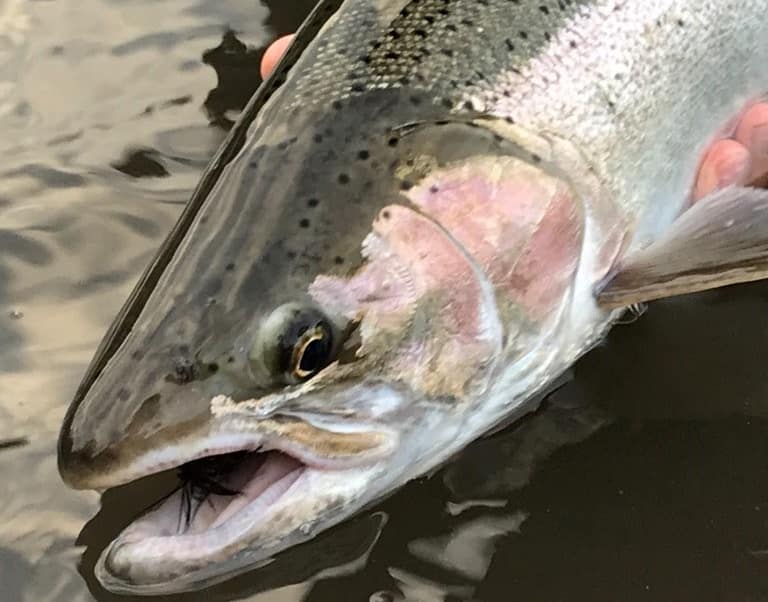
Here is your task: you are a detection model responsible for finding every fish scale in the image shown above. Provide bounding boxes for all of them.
[289,0,588,105]
[475,0,768,243]
[286,0,768,245]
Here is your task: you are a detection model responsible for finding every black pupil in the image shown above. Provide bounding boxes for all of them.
[299,336,328,374]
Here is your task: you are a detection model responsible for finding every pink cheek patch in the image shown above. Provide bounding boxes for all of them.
[511,186,582,314]
[369,205,497,347]
[310,204,501,398]
[407,156,584,320]
[309,155,584,397]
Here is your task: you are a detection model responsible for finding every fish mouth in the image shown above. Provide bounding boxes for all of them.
[95,424,394,595]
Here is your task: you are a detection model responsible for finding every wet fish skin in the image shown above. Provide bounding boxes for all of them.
[57,0,768,594]
[283,0,768,240]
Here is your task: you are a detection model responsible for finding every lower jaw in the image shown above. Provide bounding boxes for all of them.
[97,451,307,590]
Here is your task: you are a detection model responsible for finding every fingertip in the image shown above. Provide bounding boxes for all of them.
[260,34,296,80]
[694,139,751,201]
[734,102,768,183]
[734,103,768,151]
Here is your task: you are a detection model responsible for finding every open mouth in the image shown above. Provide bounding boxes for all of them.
[96,446,311,593]
[88,389,404,593]
[93,418,398,595]
[173,449,305,535]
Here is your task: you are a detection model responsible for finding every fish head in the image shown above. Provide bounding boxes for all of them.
[57,82,596,594]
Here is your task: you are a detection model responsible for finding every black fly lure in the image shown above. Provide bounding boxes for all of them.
[176,451,250,531]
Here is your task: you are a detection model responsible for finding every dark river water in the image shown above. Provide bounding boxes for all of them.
[2,1,768,601]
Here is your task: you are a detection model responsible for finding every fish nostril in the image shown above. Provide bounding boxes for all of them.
[168,357,197,385]
[165,356,224,386]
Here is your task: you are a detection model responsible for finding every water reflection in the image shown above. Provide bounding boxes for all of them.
[202,29,263,129]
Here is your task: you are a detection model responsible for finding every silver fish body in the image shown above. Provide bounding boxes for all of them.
[57,0,768,594]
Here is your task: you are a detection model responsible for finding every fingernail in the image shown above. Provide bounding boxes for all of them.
[715,147,751,187]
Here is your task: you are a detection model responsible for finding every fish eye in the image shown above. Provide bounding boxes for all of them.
[291,321,333,379]
[254,303,336,383]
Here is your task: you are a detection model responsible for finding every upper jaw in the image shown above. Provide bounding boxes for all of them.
[63,379,409,491]
[63,406,400,491]
[67,418,398,491]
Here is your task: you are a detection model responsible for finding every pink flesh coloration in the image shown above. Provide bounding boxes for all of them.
[369,204,495,348]
[407,156,583,320]
[209,453,303,529]
[148,452,304,537]
[103,452,306,583]
[312,203,501,398]
[310,158,588,395]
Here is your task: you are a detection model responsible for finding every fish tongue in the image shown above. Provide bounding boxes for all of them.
[209,452,303,529]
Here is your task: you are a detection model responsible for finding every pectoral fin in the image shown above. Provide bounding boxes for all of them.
[597,186,768,308]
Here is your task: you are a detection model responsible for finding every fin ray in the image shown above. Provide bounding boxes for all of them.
[597,186,768,308]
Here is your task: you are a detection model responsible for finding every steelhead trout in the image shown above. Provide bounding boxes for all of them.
[57,0,768,594]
